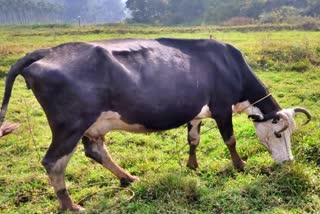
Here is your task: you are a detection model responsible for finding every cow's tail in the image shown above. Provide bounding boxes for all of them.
[0,49,50,138]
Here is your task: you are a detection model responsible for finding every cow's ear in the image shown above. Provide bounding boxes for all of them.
[248,114,264,122]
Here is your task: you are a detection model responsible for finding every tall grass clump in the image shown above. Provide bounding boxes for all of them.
[248,38,320,72]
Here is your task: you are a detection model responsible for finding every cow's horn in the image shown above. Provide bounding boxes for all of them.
[294,107,311,125]
[274,112,289,138]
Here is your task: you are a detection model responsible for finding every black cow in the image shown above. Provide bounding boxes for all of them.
[0,38,311,212]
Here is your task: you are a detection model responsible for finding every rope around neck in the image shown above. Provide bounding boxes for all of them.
[235,93,272,115]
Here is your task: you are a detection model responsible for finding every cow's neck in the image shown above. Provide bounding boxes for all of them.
[242,72,281,114]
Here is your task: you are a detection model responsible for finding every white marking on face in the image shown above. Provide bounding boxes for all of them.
[234,101,296,163]
[85,111,148,140]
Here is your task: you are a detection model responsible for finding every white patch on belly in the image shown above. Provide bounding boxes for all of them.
[194,105,212,119]
[85,111,148,140]
[188,105,212,145]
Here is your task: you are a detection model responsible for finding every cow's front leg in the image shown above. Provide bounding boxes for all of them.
[225,134,246,170]
[41,132,84,212]
[82,136,139,186]
[214,112,246,171]
[187,120,202,169]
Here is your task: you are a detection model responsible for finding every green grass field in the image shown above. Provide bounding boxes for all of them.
[0,25,319,213]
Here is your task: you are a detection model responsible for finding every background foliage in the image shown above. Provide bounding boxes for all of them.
[0,0,319,26]
[126,0,320,25]
[0,0,126,25]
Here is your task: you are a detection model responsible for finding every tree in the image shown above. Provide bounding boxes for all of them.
[304,0,320,16]
[259,6,301,23]
[165,0,205,25]
[63,0,88,22]
[89,0,126,23]
[126,0,168,24]
[203,0,244,24]
[264,0,308,12]
[0,0,125,25]
[0,0,62,25]
[240,0,268,18]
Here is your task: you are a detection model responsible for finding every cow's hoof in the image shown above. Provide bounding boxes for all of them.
[187,160,199,170]
[61,204,85,213]
[233,159,246,172]
[120,175,140,187]
[187,155,199,170]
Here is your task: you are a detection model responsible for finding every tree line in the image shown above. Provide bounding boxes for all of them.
[0,0,126,25]
[0,0,319,26]
[126,0,320,25]
[0,0,62,24]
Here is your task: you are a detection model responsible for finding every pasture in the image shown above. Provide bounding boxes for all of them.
[0,25,319,213]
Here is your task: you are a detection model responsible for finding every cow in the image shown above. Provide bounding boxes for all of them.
[0,38,311,212]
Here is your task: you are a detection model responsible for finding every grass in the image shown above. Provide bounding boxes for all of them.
[0,25,319,213]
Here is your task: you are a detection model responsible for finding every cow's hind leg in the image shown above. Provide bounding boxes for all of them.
[187,120,202,169]
[41,131,84,212]
[82,136,139,186]
[214,111,246,171]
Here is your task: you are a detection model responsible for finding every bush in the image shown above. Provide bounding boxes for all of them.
[259,6,301,24]
[297,17,320,30]
[290,59,310,72]
[248,40,319,72]
[31,23,71,29]
[222,17,255,26]
[258,6,320,30]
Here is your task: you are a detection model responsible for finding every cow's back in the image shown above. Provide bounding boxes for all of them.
[21,38,239,130]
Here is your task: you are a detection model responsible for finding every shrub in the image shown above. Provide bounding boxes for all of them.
[248,40,319,72]
[31,23,71,29]
[259,6,301,24]
[297,17,320,31]
[258,6,320,30]
[290,59,310,72]
[223,17,255,26]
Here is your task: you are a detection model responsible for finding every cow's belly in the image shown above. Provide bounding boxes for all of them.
[84,105,211,141]
[84,111,150,140]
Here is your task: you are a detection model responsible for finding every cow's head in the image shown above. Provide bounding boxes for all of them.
[233,102,311,163]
